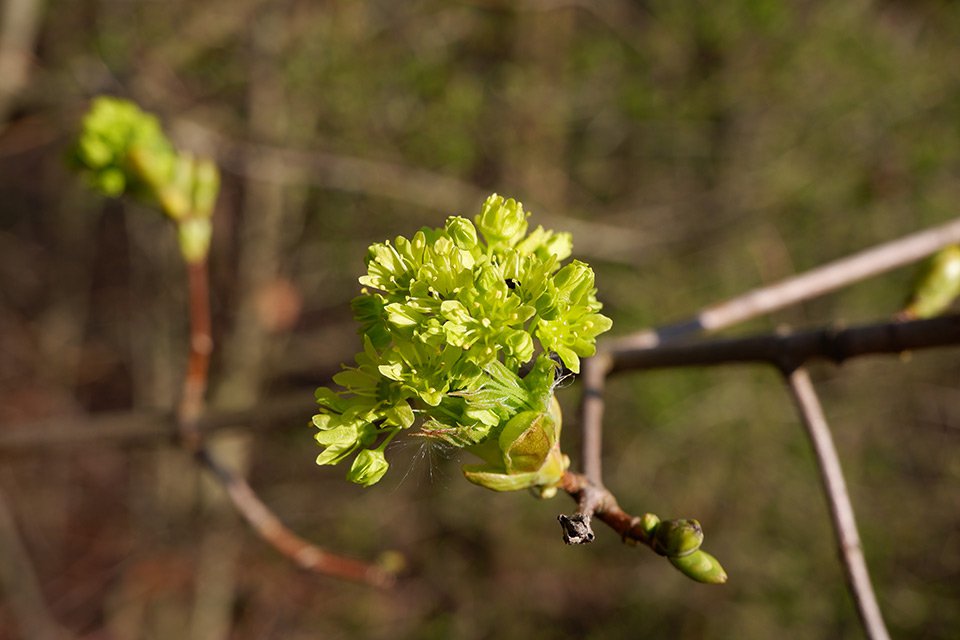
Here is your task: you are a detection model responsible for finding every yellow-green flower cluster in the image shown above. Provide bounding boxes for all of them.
[73,97,220,262]
[313,194,612,487]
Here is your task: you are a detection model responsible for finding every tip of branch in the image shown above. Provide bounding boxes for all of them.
[558,513,595,544]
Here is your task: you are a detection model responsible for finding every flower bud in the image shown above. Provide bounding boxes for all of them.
[902,244,960,319]
[444,216,478,249]
[668,550,728,584]
[347,448,390,487]
[652,519,704,558]
[475,193,528,246]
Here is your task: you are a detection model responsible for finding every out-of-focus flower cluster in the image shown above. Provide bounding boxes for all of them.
[313,194,612,488]
[74,97,219,262]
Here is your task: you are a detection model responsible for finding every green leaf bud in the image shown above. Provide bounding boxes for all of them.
[651,519,704,558]
[901,244,960,319]
[639,513,661,539]
[668,550,728,585]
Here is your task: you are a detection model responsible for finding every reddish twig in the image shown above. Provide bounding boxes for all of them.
[176,257,395,588]
[177,259,214,450]
[784,368,890,640]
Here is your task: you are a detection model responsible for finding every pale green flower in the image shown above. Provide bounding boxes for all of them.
[313,194,612,488]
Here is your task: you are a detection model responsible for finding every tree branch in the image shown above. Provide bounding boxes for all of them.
[176,257,395,588]
[784,368,890,640]
[605,215,960,351]
[579,351,612,485]
[558,471,654,548]
[608,312,960,374]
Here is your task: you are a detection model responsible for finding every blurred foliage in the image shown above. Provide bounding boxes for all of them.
[2,0,960,638]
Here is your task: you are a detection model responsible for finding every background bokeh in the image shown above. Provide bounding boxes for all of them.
[2,1,960,638]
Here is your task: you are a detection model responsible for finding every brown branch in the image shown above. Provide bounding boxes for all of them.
[176,256,395,588]
[177,259,213,450]
[557,471,654,548]
[579,352,612,485]
[605,215,960,352]
[196,449,395,587]
[608,312,960,374]
[784,368,890,640]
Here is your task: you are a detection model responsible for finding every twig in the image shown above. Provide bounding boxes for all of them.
[605,215,960,351]
[177,259,213,451]
[196,448,394,587]
[579,352,612,485]
[608,312,960,374]
[558,471,654,548]
[176,256,395,588]
[783,368,890,640]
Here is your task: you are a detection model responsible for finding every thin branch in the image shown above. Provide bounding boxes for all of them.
[177,259,213,451]
[558,471,654,548]
[176,257,395,588]
[606,215,960,351]
[196,448,395,587]
[784,368,890,640]
[608,312,960,374]
[579,351,612,485]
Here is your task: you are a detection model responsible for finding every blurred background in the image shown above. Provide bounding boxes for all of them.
[2,0,960,638]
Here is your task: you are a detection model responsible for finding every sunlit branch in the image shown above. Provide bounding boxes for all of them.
[605,215,960,352]
[177,255,395,588]
[784,368,890,640]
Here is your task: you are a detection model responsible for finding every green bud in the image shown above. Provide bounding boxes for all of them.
[347,448,390,487]
[639,513,661,539]
[668,550,728,585]
[554,260,594,304]
[652,519,704,558]
[177,217,212,264]
[475,193,528,247]
[499,411,554,474]
[444,216,478,249]
[96,168,126,197]
[902,244,960,319]
[192,157,220,218]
